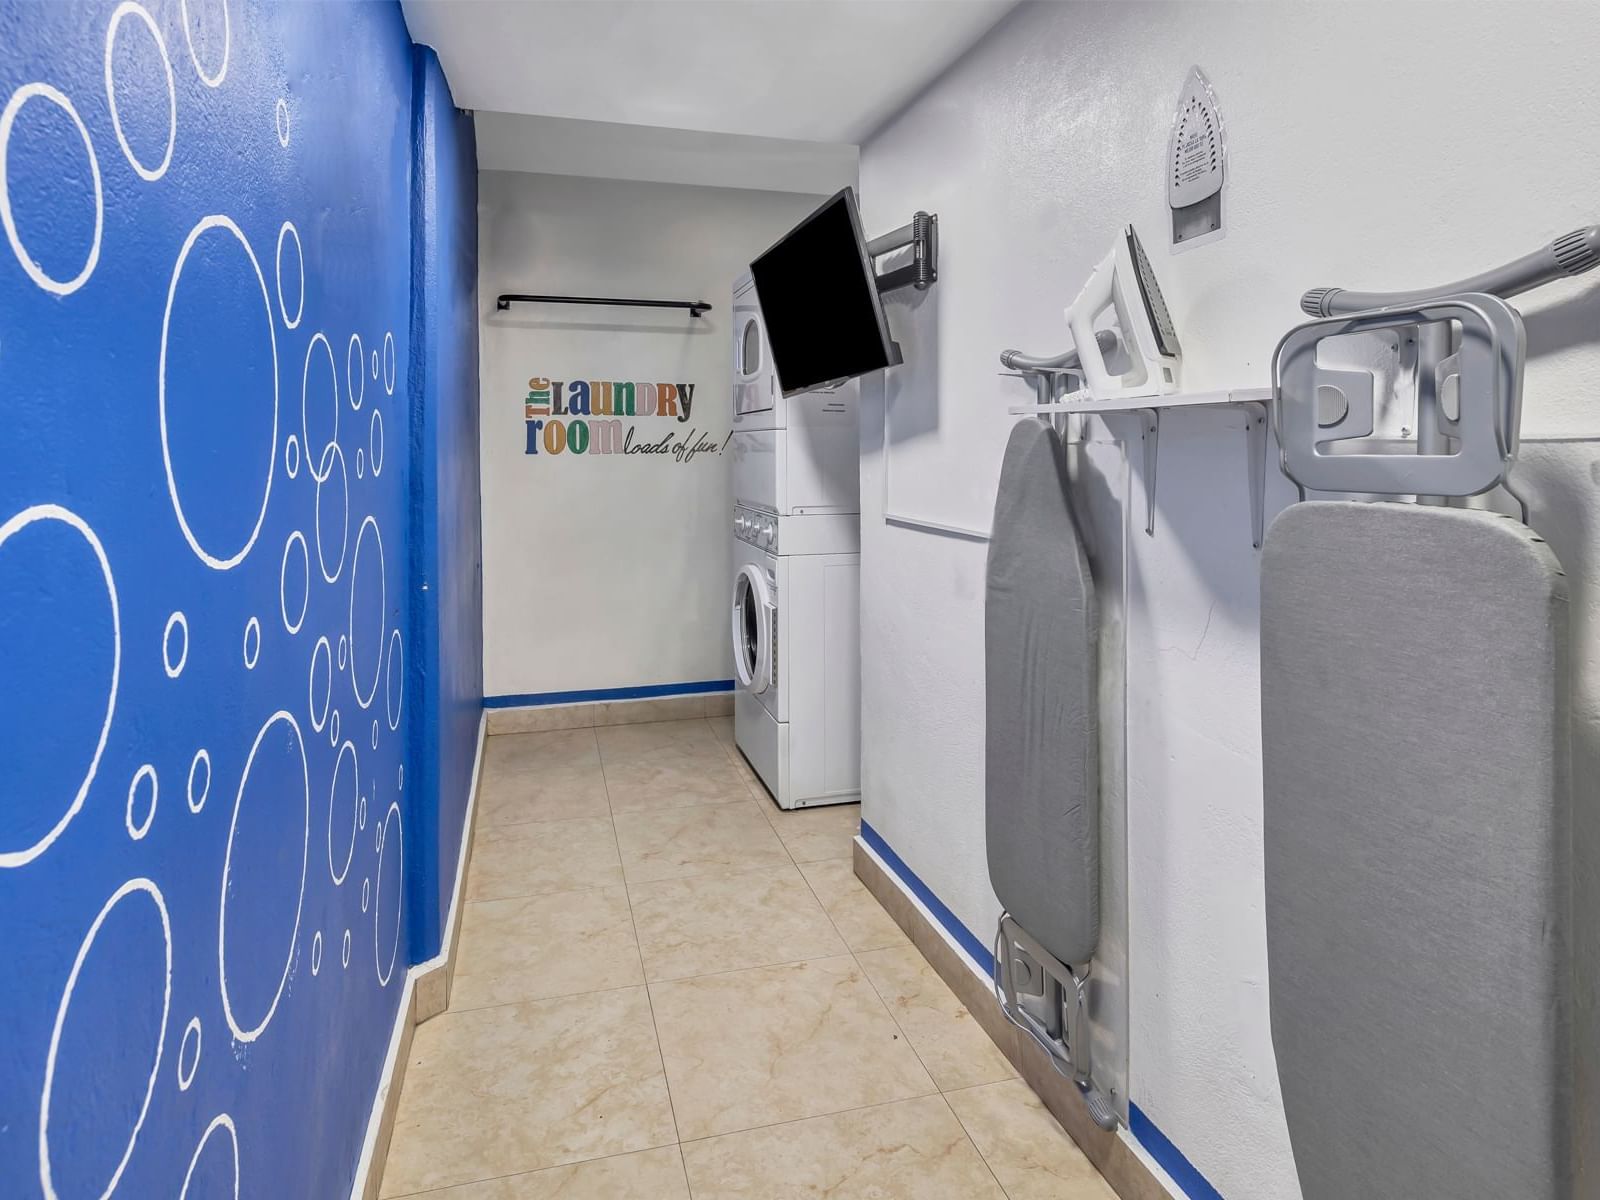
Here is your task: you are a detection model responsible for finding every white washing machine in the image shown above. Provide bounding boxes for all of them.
[730,274,862,809]
[732,503,860,809]
[732,272,860,517]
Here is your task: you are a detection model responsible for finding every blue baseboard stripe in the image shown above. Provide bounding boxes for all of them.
[858,819,994,975]
[1130,1103,1226,1200]
[484,679,734,709]
[861,821,1225,1200]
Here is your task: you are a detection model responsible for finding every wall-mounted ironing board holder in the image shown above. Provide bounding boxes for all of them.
[1272,292,1525,504]
[1003,375,1273,548]
[993,914,1116,1130]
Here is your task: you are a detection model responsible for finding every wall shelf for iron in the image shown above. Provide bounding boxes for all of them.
[495,293,712,318]
[1005,385,1274,548]
[1004,386,1271,417]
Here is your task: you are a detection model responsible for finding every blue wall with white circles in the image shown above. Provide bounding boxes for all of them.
[408,43,483,969]
[0,1,479,1195]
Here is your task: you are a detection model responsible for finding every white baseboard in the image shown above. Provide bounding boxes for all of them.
[349,972,417,1200]
[348,709,487,1200]
[412,712,488,1020]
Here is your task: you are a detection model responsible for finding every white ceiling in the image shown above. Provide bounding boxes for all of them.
[475,111,859,196]
[402,0,1017,145]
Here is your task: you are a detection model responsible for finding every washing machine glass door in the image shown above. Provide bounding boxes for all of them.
[733,311,776,420]
[731,564,772,694]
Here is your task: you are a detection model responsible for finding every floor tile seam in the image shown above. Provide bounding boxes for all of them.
[793,853,867,959]
[443,965,652,1015]
[612,766,688,1149]
[850,947,948,1097]
[598,748,740,774]
[596,719,726,768]
[434,979,651,1021]
[380,1138,683,1200]
[614,818,802,885]
[786,848,854,866]
[627,860,814,896]
[623,855,810,888]
[463,879,625,906]
[940,1088,1029,1199]
[854,946,1019,1094]
[608,793,773,818]
[642,949,865,992]
[479,754,604,775]
[673,1085,951,1148]
[641,940,860,986]
[472,809,618,834]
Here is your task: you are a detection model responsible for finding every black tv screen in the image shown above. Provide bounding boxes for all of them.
[749,187,898,396]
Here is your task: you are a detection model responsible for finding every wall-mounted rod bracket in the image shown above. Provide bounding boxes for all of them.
[495,293,712,318]
[867,211,939,294]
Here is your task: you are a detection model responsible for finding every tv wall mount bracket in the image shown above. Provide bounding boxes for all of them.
[868,211,939,294]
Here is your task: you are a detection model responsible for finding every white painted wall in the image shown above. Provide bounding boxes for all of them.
[857,3,1600,1198]
[478,171,825,698]
[475,112,859,197]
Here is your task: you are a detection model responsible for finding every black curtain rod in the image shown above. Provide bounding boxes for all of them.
[495,293,712,318]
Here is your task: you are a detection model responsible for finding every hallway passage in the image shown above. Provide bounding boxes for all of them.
[378,716,1116,1198]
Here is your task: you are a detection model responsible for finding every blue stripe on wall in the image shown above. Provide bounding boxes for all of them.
[1130,1104,1227,1200]
[858,819,994,974]
[484,679,734,708]
[862,822,1226,1200]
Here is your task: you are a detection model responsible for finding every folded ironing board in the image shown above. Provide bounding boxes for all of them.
[1262,501,1574,1198]
[986,419,1099,968]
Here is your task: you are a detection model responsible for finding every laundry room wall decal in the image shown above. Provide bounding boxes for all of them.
[523,374,726,460]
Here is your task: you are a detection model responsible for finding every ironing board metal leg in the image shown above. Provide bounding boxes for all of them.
[1245,401,1268,549]
[1138,408,1159,538]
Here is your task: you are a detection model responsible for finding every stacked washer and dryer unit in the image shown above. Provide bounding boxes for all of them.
[729,273,861,810]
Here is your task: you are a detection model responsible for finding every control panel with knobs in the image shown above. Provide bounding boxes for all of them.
[733,505,777,553]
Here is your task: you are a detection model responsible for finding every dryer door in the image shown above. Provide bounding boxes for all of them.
[733,309,776,421]
[731,563,773,695]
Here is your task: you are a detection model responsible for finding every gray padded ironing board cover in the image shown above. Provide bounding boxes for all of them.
[1262,502,1574,1199]
[985,419,1099,967]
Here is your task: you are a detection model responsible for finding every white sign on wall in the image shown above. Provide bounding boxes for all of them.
[522,373,727,464]
[477,169,824,699]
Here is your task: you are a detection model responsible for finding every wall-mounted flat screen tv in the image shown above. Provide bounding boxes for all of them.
[749,186,900,396]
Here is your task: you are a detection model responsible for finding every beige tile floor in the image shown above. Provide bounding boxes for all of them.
[381,717,1117,1199]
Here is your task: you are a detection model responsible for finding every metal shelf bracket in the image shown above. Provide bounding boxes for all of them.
[1003,385,1273,548]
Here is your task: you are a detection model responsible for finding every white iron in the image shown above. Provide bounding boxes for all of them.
[1065,224,1182,401]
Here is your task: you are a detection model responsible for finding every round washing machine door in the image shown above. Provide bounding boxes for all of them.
[731,563,772,694]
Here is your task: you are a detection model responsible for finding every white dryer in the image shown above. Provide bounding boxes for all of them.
[731,504,860,810]
[731,272,860,517]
